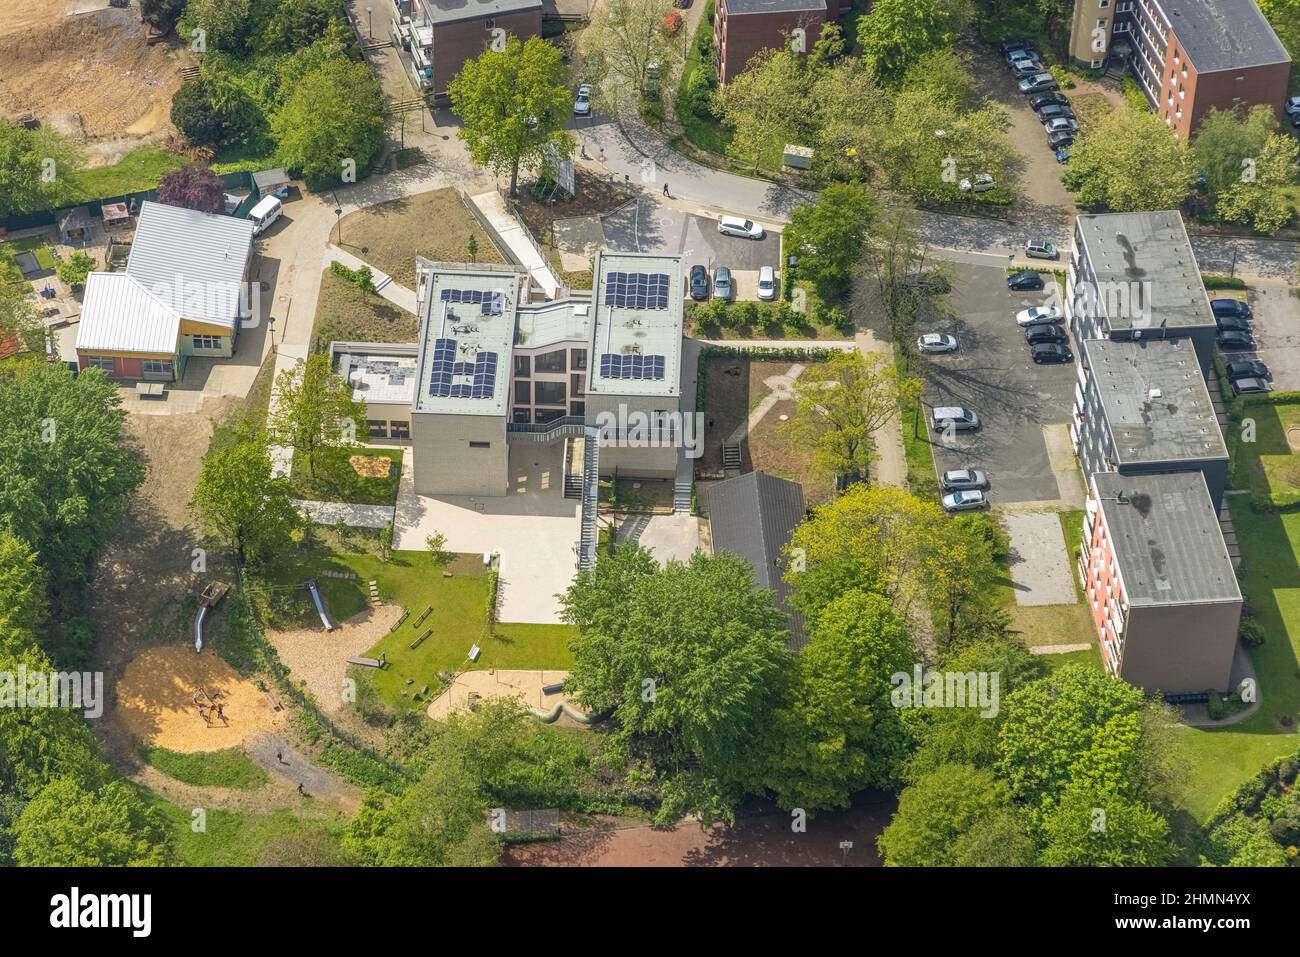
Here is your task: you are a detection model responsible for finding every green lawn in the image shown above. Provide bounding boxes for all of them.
[142,746,269,790]
[1040,645,1103,673]
[68,147,187,202]
[1,236,58,271]
[895,348,941,500]
[311,268,420,353]
[261,548,575,711]
[292,447,403,506]
[151,798,349,866]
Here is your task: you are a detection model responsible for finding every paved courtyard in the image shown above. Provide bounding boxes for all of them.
[1003,511,1078,607]
[394,443,581,624]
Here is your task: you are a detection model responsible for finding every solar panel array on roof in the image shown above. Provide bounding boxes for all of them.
[428,338,499,398]
[440,288,505,316]
[599,353,665,380]
[603,271,670,310]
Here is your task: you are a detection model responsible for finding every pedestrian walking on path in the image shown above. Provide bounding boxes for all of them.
[663,183,670,197]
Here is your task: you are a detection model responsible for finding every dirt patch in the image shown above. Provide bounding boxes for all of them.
[266,604,403,715]
[349,454,392,478]
[0,4,185,140]
[336,188,506,288]
[512,169,632,246]
[312,268,420,351]
[115,646,285,753]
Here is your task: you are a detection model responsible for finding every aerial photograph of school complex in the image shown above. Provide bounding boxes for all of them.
[3,0,1300,901]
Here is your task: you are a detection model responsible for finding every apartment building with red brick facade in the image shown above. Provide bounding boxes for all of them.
[714,0,838,84]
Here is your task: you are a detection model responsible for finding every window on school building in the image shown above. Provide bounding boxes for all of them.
[192,335,223,350]
[141,359,173,378]
[86,356,114,372]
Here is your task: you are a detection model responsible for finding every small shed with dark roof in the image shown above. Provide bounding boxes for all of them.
[701,470,808,650]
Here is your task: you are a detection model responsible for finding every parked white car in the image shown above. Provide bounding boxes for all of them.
[1015,305,1062,326]
[942,489,988,512]
[718,215,765,239]
[573,84,592,116]
[959,174,995,193]
[917,333,958,353]
[756,265,777,300]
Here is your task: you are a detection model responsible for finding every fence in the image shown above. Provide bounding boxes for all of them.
[0,171,255,237]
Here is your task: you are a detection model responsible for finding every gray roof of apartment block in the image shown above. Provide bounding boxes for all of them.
[701,470,808,650]
[1083,337,1227,466]
[416,0,542,24]
[1093,471,1240,607]
[1074,211,1214,333]
[724,0,826,14]
[1163,0,1291,73]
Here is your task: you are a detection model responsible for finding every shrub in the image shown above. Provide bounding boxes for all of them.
[1239,618,1266,649]
[681,68,717,120]
[55,251,94,289]
[1202,274,1247,290]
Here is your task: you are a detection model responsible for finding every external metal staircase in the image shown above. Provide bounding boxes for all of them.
[506,416,587,444]
[577,427,600,570]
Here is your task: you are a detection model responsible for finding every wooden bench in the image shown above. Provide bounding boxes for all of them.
[347,654,387,669]
[135,381,166,400]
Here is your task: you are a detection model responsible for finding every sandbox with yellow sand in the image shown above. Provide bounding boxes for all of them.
[115,646,284,752]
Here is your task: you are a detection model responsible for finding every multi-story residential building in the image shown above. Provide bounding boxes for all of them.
[389,0,543,102]
[1075,336,1229,509]
[1066,210,1217,375]
[714,0,837,84]
[1071,0,1290,137]
[336,252,686,501]
[1082,470,1241,695]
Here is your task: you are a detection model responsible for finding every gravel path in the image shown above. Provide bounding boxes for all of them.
[267,603,402,714]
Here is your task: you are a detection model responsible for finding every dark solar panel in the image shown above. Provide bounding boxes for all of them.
[603,271,670,310]
[440,288,505,316]
[598,353,665,381]
[428,337,498,398]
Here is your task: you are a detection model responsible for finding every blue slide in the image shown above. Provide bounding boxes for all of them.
[305,580,336,631]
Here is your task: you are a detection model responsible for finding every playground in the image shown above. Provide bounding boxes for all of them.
[267,603,404,715]
[426,670,585,722]
[115,646,284,753]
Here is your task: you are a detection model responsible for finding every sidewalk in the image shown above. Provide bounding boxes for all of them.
[324,244,418,314]
[294,500,396,529]
[469,191,560,298]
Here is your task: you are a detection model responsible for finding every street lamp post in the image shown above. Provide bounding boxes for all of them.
[367,6,373,38]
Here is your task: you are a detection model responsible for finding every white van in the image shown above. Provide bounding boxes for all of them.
[248,195,283,236]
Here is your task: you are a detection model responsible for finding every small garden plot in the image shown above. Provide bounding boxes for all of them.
[335,188,506,288]
[699,355,836,503]
[292,447,403,506]
[311,268,420,351]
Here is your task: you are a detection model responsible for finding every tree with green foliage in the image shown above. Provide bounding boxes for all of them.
[576,0,684,117]
[13,777,171,866]
[859,203,927,348]
[263,0,345,54]
[784,183,877,294]
[877,763,1014,865]
[1191,106,1277,200]
[900,48,978,111]
[0,361,144,587]
[449,36,575,199]
[55,251,94,290]
[995,664,1182,819]
[0,123,81,218]
[560,545,790,824]
[139,0,188,33]
[761,589,915,811]
[714,45,818,169]
[1039,780,1172,866]
[272,58,384,191]
[783,350,921,482]
[1215,131,1299,235]
[879,86,1017,202]
[275,21,359,106]
[170,73,261,150]
[859,0,974,86]
[190,425,303,565]
[1062,108,1196,211]
[182,0,254,54]
[0,281,46,358]
[949,806,1039,866]
[787,483,1005,647]
[268,352,366,479]
[1256,0,1300,77]
[0,532,45,646]
[807,58,892,183]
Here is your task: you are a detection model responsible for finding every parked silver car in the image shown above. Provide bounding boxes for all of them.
[942,489,988,512]
[712,265,733,300]
[917,333,958,354]
[940,468,988,491]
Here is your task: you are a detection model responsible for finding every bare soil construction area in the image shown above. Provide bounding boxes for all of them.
[0,1,184,140]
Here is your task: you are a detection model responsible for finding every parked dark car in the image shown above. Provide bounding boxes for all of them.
[1215,314,1250,334]
[1232,377,1270,396]
[1029,91,1070,110]
[1007,270,1044,291]
[1025,323,1068,344]
[1217,329,1255,350]
[1037,104,1076,121]
[1210,298,1252,320]
[689,264,709,300]
[1031,343,1073,364]
[1224,359,1271,382]
[999,39,1032,56]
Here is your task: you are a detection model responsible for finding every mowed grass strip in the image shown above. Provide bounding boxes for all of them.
[142,746,270,790]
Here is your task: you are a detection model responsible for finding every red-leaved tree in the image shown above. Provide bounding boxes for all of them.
[156,164,226,215]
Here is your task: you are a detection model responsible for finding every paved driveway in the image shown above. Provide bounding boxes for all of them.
[916,261,1079,505]
[601,200,780,271]
[393,443,580,624]
[1230,280,1300,391]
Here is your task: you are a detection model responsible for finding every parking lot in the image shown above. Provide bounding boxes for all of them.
[600,200,781,298]
[915,261,1080,505]
[1224,281,1300,392]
